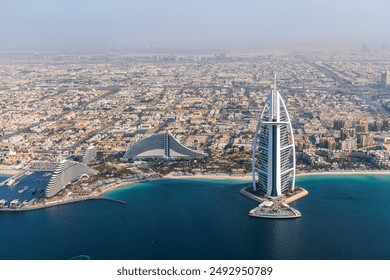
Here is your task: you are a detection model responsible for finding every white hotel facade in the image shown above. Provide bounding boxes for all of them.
[252,86,296,197]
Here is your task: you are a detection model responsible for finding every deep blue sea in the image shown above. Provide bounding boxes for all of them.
[0,174,390,260]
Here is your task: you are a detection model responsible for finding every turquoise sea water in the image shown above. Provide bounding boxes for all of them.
[0,174,390,259]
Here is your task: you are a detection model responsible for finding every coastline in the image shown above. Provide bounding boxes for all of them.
[2,169,390,212]
[163,173,252,181]
[2,169,390,184]
[296,170,390,177]
[163,170,390,182]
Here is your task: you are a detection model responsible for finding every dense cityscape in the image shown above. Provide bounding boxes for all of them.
[3,0,390,271]
[1,50,390,178]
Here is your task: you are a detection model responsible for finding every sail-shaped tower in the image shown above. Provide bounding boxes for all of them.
[252,78,295,197]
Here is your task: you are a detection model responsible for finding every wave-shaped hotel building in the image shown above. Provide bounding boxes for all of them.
[0,160,97,206]
[123,132,206,159]
[45,160,96,198]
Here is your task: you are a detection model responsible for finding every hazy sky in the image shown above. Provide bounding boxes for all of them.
[0,0,389,51]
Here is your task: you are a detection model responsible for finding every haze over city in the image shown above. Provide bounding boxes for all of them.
[0,0,389,52]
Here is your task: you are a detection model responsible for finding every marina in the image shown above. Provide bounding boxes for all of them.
[0,171,50,207]
[0,172,127,211]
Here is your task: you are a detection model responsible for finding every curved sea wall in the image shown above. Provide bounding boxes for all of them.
[285,188,309,204]
[239,188,265,203]
[240,186,308,204]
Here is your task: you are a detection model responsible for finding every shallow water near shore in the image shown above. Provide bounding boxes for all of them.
[0,174,389,259]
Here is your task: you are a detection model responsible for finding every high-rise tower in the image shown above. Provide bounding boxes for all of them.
[252,76,295,197]
[381,70,390,87]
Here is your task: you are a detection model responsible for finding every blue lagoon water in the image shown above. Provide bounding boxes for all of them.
[0,174,390,260]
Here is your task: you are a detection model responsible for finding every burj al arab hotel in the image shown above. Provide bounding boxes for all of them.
[252,78,296,198]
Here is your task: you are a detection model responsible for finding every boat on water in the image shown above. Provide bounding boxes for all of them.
[249,201,301,219]
[6,178,19,187]
[0,199,8,208]
[18,186,29,194]
[9,199,22,208]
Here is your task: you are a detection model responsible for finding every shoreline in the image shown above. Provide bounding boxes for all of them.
[2,169,390,182]
[163,170,390,182]
[296,170,390,177]
[163,173,252,181]
[2,169,390,212]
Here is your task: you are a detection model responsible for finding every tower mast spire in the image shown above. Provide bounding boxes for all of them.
[273,69,276,91]
[252,72,296,196]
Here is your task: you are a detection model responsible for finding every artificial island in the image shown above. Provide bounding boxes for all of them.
[240,76,308,218]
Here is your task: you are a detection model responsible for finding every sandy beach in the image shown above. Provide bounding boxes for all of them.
[163,173,252,181]
[163,170,390,182]
[296,170,390,177]
[3,169,390,202]
[98,181,138,195]
[2,168,390,183]
[0,169,20,175]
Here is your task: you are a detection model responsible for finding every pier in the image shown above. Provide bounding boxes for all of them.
[0,170,26,187]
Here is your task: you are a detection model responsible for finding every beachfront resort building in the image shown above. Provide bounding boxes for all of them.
[0,160,98,206]
[45,160,96,198]
[123,132,206,159]
[252,83,296,197]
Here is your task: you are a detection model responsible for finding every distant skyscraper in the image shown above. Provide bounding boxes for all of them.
[333,119,345,130]
[82,146,97,164]
[252,78,295,197]
[381,71,390,87]
[383,120,389,131]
